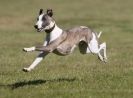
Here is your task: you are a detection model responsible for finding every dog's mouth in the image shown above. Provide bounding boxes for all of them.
[36,28,44,32]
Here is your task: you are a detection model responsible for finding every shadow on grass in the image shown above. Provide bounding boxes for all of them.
[0,77,76,90]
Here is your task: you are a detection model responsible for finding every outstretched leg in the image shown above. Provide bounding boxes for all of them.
[23,52,49,72]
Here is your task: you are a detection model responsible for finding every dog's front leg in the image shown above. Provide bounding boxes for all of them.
[23,52,49,72]
[23,39,48,52]
[23,42,47,52]
[35,46,53,52]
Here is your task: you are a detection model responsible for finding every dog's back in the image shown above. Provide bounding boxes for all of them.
[65,26,93,44]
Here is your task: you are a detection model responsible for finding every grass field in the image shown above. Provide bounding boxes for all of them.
[0,0,133,98]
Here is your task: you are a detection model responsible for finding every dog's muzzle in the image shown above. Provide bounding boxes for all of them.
[34,25,44,32]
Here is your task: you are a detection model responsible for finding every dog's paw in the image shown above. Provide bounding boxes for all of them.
[103,58,107,63]
[22,68,31,72]
[23,47,35,52]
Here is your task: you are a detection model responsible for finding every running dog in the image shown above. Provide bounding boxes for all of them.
[23,9,107,72]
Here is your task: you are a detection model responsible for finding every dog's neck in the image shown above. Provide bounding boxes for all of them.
[45,24,55,33]
[48,24,63,42]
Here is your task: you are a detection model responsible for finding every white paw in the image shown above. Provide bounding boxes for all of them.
[23,47,35,52]
[22,68,31,72]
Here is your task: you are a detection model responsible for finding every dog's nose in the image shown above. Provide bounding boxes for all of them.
[34,25,38,29]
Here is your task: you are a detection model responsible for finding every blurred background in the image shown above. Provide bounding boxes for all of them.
[1,0,133,31]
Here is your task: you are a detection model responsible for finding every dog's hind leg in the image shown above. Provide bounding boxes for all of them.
[98,42,107,62]
[23,52,49,72]
[88,33,107,62]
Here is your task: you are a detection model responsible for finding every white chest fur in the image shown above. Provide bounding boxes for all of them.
[49,24,63,42]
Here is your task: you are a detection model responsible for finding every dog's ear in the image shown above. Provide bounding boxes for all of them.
[39,9,43,15]
[47,9,53,17]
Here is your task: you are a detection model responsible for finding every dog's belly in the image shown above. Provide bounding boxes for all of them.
[53,44,76,56]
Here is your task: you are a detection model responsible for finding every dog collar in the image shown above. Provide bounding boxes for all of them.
[45,24,55,33]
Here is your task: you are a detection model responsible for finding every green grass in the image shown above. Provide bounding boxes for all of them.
[0,0,133,98]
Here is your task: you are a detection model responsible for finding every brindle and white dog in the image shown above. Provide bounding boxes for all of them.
[23,9,107,72]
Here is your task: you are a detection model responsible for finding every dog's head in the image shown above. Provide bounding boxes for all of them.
[34,9,55,32]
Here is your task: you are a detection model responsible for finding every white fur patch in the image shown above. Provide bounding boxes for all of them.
[88,33,99,53]
[36,14,44,29]
[49,24,63,42]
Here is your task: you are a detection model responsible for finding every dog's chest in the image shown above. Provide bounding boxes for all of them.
[49,26,63,42]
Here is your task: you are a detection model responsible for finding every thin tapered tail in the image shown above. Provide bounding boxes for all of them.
[97,31,102,38]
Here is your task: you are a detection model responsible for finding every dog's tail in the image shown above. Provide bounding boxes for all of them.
[97,31,102,38]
